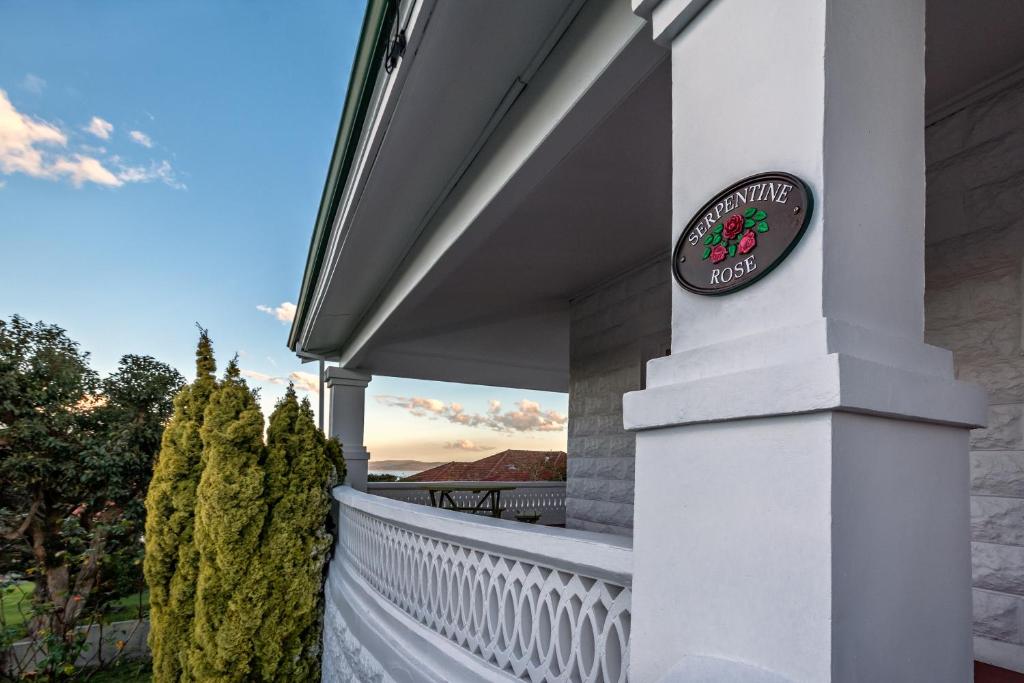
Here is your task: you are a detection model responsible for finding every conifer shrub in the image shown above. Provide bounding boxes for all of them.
[144,328,217,682]
[144,337,342,682]
[188,360,268,681]
[251,387,336,681]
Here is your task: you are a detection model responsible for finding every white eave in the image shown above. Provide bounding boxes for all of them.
[297,0,670,390]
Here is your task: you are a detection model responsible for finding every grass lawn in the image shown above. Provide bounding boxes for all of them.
[2,582,149,639]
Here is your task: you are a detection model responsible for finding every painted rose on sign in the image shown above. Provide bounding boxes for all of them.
[672,172,812,295]
[700,207,769,262]
[722,214,744,239]
[739,230,757,254]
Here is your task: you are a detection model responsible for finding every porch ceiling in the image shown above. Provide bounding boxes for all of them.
[359,62,671,392]
[926,0,1024,113]
[296,0,1024,391]
[296,0,668,391]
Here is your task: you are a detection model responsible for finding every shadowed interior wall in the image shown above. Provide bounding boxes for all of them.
[925,71,1024,673]
[565,257,670,536]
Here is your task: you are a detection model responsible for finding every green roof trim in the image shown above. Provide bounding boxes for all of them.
[289,0,394,353]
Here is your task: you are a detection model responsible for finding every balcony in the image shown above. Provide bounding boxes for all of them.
[324,485,631,682]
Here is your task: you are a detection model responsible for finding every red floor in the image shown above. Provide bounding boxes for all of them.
[977,662,1024,683]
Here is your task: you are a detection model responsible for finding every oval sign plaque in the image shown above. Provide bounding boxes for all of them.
[672,172,813,295]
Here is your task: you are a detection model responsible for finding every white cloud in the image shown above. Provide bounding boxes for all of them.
[115,159,185,189]
[444,439,494,451]
[241,368,320,394]
[257,302,297,323]
[290,371,319,394]
[0,89,67,176]
[0,90,182,190]
[85,116,113,140]
[22,74,46,95]
[129,130,153,148]
[241,369,280,385]
[375,395,567,433]
[50,154,122,187]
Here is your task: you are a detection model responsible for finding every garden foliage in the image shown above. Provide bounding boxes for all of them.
[0,314,183,679]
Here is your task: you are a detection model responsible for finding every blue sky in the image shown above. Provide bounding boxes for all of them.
[0,1,567,463]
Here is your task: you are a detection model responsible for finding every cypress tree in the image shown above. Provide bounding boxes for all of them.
[144,328,217,683]
[188,359,268,681]
[252,387,337,681]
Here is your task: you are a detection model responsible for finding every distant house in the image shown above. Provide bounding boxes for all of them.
[402,450,566,483]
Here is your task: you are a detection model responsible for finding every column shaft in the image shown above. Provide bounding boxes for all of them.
[325,367,371,492]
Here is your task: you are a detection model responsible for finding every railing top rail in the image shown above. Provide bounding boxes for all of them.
[366,480,567,489]
[335,485,632,584]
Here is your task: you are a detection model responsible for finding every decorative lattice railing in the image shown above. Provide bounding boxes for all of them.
[335,487,632,683]
[367,481,567,525]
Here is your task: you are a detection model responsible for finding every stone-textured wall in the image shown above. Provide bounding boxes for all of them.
[566,258,671,535]
[322,597,394,683]
[925,74,1024,672]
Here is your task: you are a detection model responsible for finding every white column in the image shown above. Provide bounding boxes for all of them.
[325,367,371,492]
[626,1,987,681]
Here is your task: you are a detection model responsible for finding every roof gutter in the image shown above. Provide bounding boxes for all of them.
[289,0,394,352]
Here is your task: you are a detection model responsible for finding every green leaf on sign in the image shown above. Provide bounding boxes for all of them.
[744,219,755,228]
[754,210,767,221]
[702,246,711,260]
[712,234,722,245]
[704,233,714,245]
[756,221,769,233]
[743,207,756,218]
[713,224,723,234]
[728,244,737,258]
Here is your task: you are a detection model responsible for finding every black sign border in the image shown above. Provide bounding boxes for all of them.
[672,171,814,296]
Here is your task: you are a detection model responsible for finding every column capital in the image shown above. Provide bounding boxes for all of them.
[324,366,371,389]
[632,0,712,46]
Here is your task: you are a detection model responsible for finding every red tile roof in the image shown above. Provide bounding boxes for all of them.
[402,450,567,483]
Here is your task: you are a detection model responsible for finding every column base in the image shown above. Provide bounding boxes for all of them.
[344,448,370,492]
[630,409,978,682]
[625,325,986,682]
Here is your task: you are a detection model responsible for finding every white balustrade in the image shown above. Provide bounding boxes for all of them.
[367,480,567,525]
[331,486,632,683]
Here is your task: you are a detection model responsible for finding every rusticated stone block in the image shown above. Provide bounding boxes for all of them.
[959,358,1024,404]
[971,405,1024,451]
[565,496,634,534]
[971,452,1024,498]
[966,173,1024,231]
[570,476,635,505]
[972,496,1024,546]
[973,589,1023,644]
[926,107,970,163]
[569,517,633,537]
[973,542,1024,596]
[925,268,1018,341]
[964,85,1024,148]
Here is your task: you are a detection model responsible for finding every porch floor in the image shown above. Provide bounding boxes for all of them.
[977,662,1024,682]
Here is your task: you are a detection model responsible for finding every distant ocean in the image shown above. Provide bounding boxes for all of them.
[368,470,418,480]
